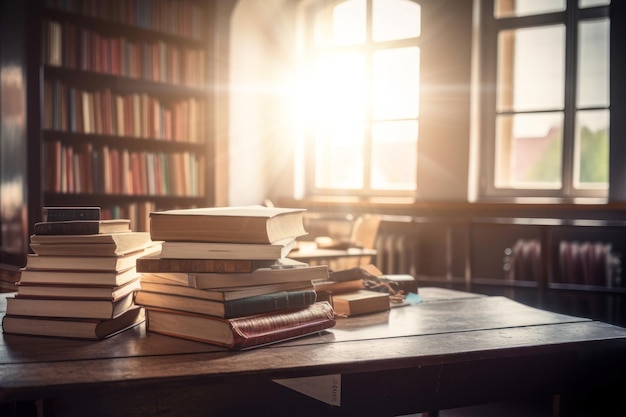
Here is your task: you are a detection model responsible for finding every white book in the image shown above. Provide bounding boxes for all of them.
[159,238,296,260]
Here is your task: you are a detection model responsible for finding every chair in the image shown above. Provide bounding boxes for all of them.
[332,214,381,270]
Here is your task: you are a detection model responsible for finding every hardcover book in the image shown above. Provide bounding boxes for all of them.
[136,253,277,273]
[29,231,153,256]
[143,264,329,289]
[148,205,307,244]
[145,301,336,349]
[33,219,131,235]
[135,288,318,319]
[18,266,141,286]
[139,279,314,302]
[6,292,136,319]
[24,243,160,272]
[331,290,390,317]
[16,277,142,301]
[158,238,296,260]
[2,306,145,340]
[312,278,364,294]
[43,206,101,222]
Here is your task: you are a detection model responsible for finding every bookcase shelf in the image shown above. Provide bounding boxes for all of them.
[43,66,211,97]
[469,218,626,294]
[0,0,220,270]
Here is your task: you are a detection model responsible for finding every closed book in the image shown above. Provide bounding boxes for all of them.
[6,292,136,319]
[379,274,418,295]
[329,264,383,282]
[144,264,329,289]
[16,277,141,300]
[136,253,276,273]
[159,238,296,260]
[140,280,314,302]
[29,232,153,256]
[149,205,307,244]
[145,301,336,350]
[43,206,101,222]
[24,244,160,272]
[331,290,390,317]
[19,267,141,286]
[312,278,364,294]
[33,219,131,235]
[135,288,317,319]
[2,306,144,340]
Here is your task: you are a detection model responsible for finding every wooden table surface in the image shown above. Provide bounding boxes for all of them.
[1,287,625,417]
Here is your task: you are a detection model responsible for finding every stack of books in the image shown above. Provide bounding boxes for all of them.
[314,264,419,316]
[135,205,337,349]
[2,207,159,340]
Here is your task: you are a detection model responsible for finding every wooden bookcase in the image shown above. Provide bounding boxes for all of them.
[0,0,229,268]
[38,0,214,228]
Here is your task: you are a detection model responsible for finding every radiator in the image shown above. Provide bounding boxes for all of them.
[374,220,419,276]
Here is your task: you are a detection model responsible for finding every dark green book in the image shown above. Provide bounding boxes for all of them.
[135,289,318,319]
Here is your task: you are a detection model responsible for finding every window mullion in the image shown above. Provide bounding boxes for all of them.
[364,0,374,194]
[561,0,579,196]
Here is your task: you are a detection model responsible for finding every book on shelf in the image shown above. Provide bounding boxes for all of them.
[135,288,318,319]
[149,205,307,244]
[158,238,296,260]
[140,279,314,303]
[2,306,145,340]
[144,301,336,350]
[142,264,329,289]
[24,243,160,272]
[15,277,141,301]
[33,219,131,235]
[29,231,153,256]
[43,206,101,222]
[18,266,141,287]
[5,292,136,320]
[331,290,390,317]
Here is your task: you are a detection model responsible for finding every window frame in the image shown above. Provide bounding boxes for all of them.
[477,0,611,200]
[298,0,422,198]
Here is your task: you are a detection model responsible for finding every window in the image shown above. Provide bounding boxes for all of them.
[295,0,421,197]
[480,0,610,199]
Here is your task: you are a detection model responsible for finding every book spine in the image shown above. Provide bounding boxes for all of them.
[229,302,336,349]
[135,258,273,273]
[223,290,318,319]
[34,221,101,235]
[43,207,101,222]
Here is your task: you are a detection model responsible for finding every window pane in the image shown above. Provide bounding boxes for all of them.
[313,53,365,123]
[373,0,421,42]
[497,26,565,112]
[495,0,565,18]
[371,121,417,190]
[575,110,609,188]
[332,0,366,46]
[577,19,609,108]
[373,47,420,120]
[495,113,563,188]
[315,124,364,189]
[579,0,610,7]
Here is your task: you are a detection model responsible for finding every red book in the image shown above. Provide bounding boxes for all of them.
[145,302,336,350]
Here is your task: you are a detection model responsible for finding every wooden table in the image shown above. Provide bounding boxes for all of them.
[1,288,626,417]
[289,247,378,269]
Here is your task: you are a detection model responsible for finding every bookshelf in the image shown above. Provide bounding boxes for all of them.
[0,0,222,268]
[39,0,212,228]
